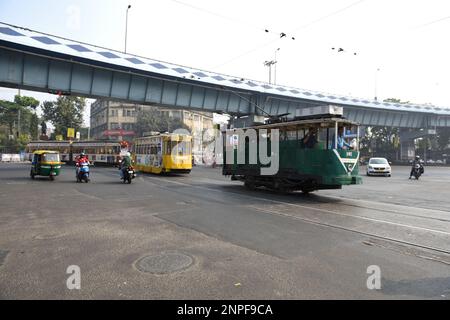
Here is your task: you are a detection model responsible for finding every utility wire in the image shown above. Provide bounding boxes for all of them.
[212,0,366,70]
[291,0,366,32]
[416,15,450,28]
[169,0,283,35]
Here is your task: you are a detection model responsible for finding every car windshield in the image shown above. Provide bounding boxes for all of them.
[43,153,59,162]
[370,158,388,164]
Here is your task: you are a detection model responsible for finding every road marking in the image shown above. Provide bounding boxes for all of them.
[143,175,450,236]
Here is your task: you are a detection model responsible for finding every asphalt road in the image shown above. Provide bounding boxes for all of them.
[0,163,449,299]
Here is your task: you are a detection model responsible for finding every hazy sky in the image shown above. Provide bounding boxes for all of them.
[1,0,449,125]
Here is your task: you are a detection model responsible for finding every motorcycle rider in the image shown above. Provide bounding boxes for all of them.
[409,155,423,179]
[119,152,132,180]
[75,152,89,179]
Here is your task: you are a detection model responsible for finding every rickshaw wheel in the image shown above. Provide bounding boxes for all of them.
[30,170,35,179]
[49,175,55,181]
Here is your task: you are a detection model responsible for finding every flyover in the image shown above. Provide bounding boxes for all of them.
[0,22,450,130]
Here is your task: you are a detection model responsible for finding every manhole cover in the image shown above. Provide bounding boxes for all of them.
[135,252,193,274]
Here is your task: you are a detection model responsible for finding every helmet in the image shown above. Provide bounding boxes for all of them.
[80,152,85,157]
[415,155,420,160]
[126,152,131,157]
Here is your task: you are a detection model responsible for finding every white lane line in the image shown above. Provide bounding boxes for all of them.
[143,175,450,236]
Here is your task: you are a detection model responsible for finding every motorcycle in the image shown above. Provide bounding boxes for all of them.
[412,163,423,180]
[121,165,136,184]
[76,161,90,183]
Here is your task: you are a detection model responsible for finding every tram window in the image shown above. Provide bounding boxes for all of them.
[287,130,297,140]
[177,141,188,155]
[187,141,191,155]
[164,141,170,154]
[298,129,305,140]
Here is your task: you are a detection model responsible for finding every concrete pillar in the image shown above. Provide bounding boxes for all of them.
[399,128,415,162]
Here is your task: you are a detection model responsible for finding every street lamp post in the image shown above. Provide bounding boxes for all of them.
[264,60,276,84]
[125,5,131,53]
[374,68,380,101]
[274,48,280,85]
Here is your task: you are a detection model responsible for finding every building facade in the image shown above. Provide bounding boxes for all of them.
[90,100,215,161]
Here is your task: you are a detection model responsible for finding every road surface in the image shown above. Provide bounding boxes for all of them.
[0,163,449,299]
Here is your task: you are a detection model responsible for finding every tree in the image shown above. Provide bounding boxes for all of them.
[0,95,41,152]
[41,96,85,139]
[384,98,410,104]
[436,128,450,151]
[0,99,33,137]
[40,120,47,136]
[30,113,39,140]
[14,95,39,110]
[135,107,189,137]
[360,126,400,160]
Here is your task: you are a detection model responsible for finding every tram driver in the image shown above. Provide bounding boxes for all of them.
[331,127,353,150]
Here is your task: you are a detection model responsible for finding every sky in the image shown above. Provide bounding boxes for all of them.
[0,0,449,126]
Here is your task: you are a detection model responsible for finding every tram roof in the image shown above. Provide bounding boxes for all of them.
[233,117,358,131]
[33,150,59,155]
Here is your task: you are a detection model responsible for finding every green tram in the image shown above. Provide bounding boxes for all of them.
[222,112,362,193]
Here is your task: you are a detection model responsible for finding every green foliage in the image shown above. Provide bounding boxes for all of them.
[384,98,410,104]
[41,96,85,138]
[0,98,33,137]
[30,113,39,140]
[14,95,40,109]
[436,127,450,151]
[40,120,47,136]
[78,127,90,140]
[360,126,400,160]
[135,107,190,137]
[0,95,44,151]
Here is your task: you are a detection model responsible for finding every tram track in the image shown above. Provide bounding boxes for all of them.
[143,174,450,230]
[140,174,450,257]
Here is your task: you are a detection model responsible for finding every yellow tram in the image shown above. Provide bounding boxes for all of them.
[133,133,192,174]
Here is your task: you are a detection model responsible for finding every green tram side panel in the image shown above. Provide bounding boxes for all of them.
[225,139,361,187]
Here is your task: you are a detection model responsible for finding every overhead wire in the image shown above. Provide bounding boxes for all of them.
[211,0,367,69]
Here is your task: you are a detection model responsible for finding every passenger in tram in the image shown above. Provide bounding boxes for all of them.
[302,127,318,148]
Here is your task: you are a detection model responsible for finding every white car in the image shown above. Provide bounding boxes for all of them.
[366,157,391,177]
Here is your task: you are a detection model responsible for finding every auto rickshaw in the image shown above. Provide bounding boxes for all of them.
[30,150,62,181]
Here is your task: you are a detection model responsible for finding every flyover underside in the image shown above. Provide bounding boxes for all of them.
[1,46,449,128]
[0,46,259,115]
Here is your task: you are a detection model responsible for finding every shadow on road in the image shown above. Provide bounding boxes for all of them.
[381,277,450,298]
